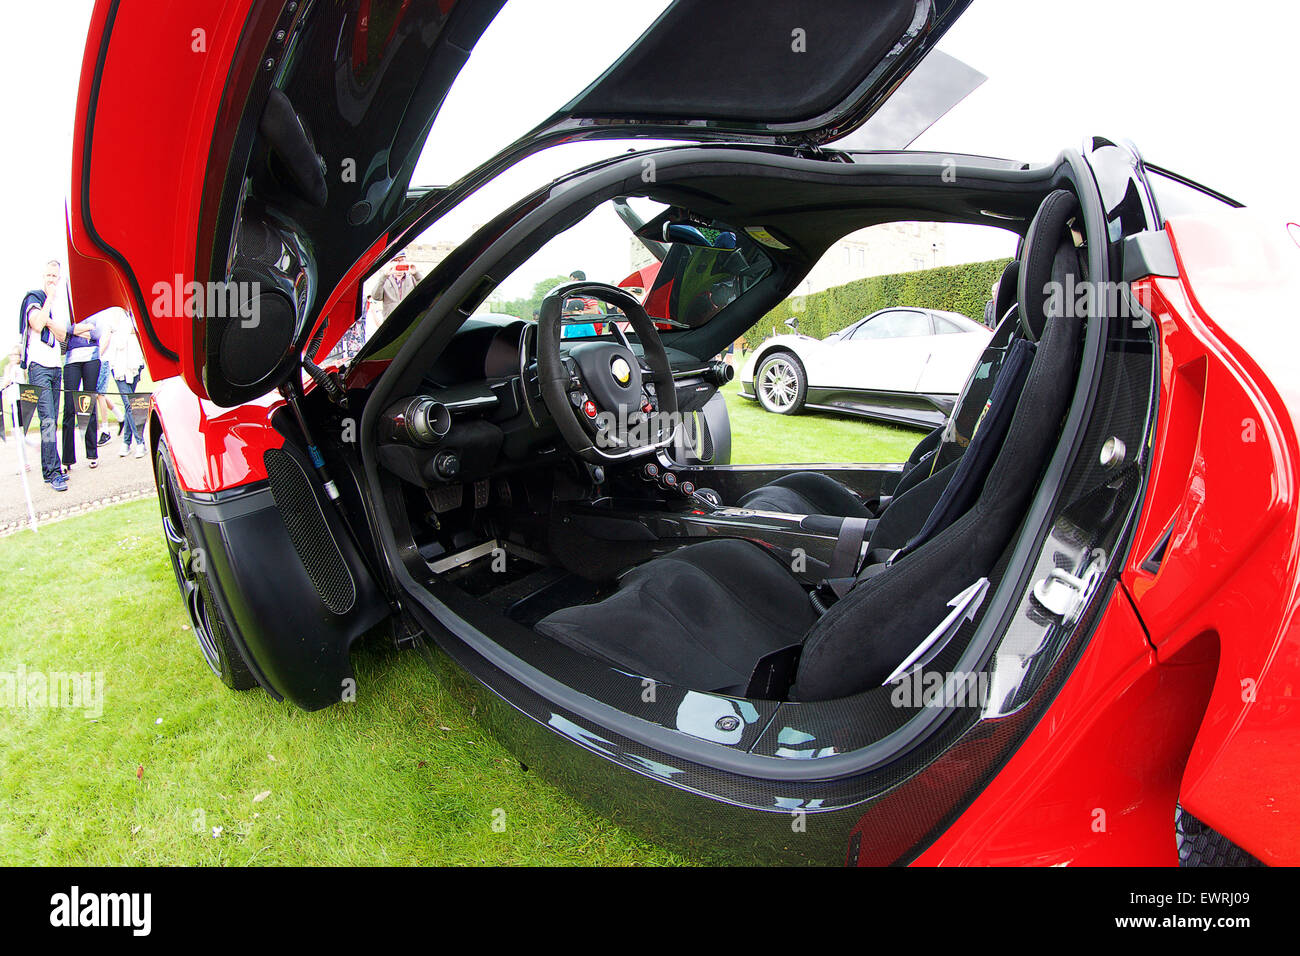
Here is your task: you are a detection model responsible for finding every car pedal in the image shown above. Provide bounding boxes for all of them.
[427,484,463,513]
[473,479,490,508]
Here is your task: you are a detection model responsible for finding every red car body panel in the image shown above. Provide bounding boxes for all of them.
[919,215,1300,865]
[68,0,390,396]
[1126,213,1300,865]
[150,378,284,494]
[70,0,391,492]
[68,0,256,385]
[65,0,1300,865]
[912,592,1216,866]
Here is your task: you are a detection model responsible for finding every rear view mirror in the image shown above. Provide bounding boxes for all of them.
[662,222,738,250]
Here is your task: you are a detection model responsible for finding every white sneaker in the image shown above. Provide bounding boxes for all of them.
[133,444,145,459]
[119,443,130,457]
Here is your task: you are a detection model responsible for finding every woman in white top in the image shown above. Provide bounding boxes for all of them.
[97,308,147,457]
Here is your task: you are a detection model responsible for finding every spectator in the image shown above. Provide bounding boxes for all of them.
[83,306,122,447]
[0,345,18,446]
[982,280,999,328]
[21,260,69,491]
[95,343,123,446]
[562,270,600,338]
[63,299,106,470]
[0,346,30,474]
[363,292,384,340]
[377,251,422,319]
[98,307,147,458]
[337,309,367,363]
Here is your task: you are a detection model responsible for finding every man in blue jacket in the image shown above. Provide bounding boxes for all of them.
[21,260,69,491]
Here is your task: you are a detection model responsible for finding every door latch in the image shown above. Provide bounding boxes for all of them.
[1032,549,1107,625]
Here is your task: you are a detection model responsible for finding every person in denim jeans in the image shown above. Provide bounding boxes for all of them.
[94,357,119,446]
[99,307,146,457]
[22,261,69,490]
[62,307,103,470]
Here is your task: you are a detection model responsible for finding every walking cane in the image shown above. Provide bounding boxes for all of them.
[7,383,39,533]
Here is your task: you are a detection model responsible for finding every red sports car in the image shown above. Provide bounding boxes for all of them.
[66,0,1300,865]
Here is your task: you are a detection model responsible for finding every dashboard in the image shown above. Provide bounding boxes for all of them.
[375,315,727,488]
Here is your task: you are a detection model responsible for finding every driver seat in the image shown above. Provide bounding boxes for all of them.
[536,190,1084,699]
[735,258,1024,519]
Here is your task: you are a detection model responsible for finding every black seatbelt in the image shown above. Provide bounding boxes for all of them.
[894,337,1037,565]
[817,516,872,601]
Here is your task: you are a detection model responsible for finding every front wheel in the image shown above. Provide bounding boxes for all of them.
[755,351,808,415]
[154,436,257,691]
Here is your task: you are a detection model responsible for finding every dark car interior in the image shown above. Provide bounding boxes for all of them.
[361,155,1089,711]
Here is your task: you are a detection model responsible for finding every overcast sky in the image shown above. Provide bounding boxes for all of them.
[4,1,1298,317]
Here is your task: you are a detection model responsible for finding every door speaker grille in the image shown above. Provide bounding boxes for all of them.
[263,448,356,615]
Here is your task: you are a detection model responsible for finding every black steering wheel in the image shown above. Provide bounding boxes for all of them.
[537,281,679,464]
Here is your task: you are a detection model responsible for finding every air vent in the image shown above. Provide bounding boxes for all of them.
[263,448,356,615]
[1140,524,1174,575]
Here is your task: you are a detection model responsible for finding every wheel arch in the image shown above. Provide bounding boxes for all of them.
[750,338,815,375]
[745,340,816,398]
[149,378,391,710]
[149,377,286,493]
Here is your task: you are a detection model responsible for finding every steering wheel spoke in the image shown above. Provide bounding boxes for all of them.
[536,281,679,464]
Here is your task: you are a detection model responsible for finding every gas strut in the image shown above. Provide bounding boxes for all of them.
[280,368,399,615]
[280,374,341,502]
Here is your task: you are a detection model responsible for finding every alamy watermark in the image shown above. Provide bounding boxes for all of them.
[592,408,688,453]
[889,669,990,710]
[0,664,104,718]
[151,274,261,328]
[49,886,150,936]
[1043,275,1152,327]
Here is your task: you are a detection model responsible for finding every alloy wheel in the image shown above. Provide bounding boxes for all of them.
[155,450,222,677]
[759,357,799,411]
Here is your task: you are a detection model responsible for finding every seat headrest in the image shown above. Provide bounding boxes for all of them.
[992,258,1020,325]
[1017,189,1082,341]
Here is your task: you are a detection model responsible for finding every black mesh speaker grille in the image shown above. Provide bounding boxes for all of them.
[263,448,356,615]
[217,290,295,387]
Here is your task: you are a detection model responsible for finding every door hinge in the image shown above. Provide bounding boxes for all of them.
[392,613,425,652]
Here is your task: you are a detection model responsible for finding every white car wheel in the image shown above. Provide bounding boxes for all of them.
[756,351,807,414]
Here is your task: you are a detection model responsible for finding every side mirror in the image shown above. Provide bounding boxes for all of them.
[784,317,799,332]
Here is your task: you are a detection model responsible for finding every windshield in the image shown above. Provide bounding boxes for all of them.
[486,197,774,339]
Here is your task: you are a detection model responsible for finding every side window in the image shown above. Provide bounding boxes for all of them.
[853,310,930,340]
[932,315,965,335]
[835,320,863,340]
[844,319,873,341]
[1146,167,1241,221]
[756,219,1018,344]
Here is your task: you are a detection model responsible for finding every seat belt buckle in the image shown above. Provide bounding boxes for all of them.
[810,577,854,615]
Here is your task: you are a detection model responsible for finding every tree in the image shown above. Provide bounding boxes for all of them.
[492,275,571,321]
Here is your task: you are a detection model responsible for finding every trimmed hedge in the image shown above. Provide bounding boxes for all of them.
[743,257,1013,345]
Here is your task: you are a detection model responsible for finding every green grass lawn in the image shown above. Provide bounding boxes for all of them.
[0,386,921,866]
[721,377,925,465]
[0,502,688,865]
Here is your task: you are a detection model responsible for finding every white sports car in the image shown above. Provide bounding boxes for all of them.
[738,307,994,427]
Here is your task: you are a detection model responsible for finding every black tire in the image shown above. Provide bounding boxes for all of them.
[755,350,808,415]
[154,436,257,691]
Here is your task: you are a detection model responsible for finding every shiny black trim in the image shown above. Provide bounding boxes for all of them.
[178,459,389,711]
[1122,230,1179,282]
[1143,162,1245,210]
[350,146,1161,863]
